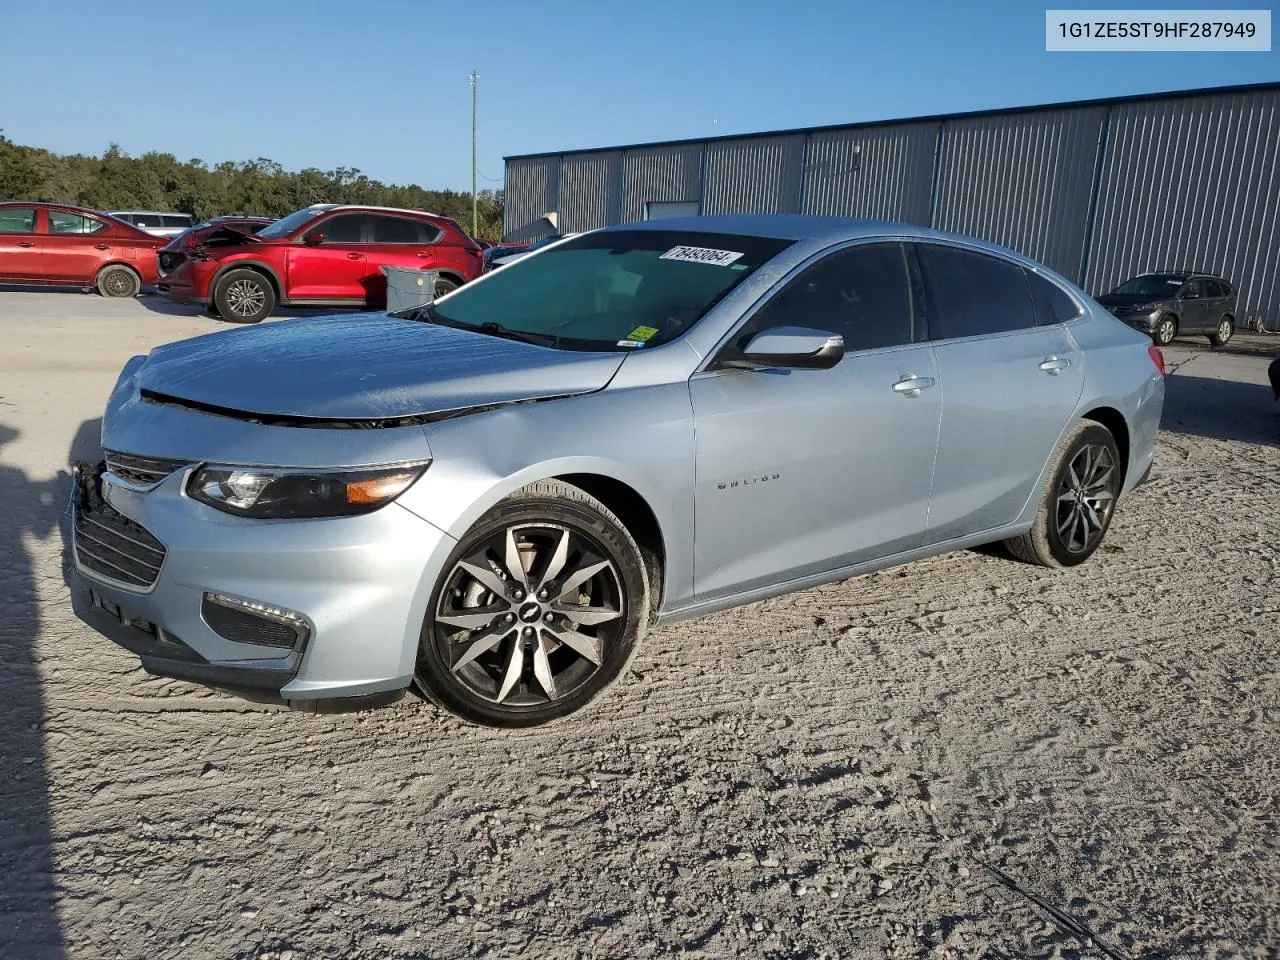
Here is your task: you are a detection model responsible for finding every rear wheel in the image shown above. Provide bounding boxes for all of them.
[1209,315,1234,347]
[415,480,650,727]
[213,268,276,323]
[1153,315,1177,347]
[96,264,141,299]
[1004,421,1122,568]
[434,276,459,299]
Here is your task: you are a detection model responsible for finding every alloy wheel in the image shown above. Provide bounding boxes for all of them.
[433,523,625,706]
[1218,319,1232,343]
[226,278,266,317]
[1055,443,1118,554]
[1157,318,1176,345]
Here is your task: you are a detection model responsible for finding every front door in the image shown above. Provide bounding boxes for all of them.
[0,207,44,280]
[915,243,1085,544]
[690,242,941,601]
[1178,278,1211,332]
[285,212,373,301]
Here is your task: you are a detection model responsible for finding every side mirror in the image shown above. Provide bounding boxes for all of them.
[303,231,325,246]
[721,326,845,370]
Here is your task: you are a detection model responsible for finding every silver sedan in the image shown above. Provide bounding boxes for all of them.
[72,216,1165,726]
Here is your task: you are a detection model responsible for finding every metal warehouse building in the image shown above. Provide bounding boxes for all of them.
[503,82,1280,330]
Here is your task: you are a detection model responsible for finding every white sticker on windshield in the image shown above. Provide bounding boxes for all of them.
[659,245,745,267]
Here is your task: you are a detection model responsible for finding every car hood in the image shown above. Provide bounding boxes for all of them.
[135,314,627,422]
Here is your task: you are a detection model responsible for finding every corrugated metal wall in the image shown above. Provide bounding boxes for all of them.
[559,151,622,232]
[621,143,704,222]
[702,135,805,216]
[801,122,939,225]
[503,86,1280,327]
[1087,88,1280,329]
[933,107,1106,279]
[502,156,559,239]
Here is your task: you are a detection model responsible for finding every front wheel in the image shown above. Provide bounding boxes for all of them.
[213,268,276,323]
[1209,315,1234,347]
[415,480,650,727]
[1004,421,1122,568]
[1153,315,1178,347]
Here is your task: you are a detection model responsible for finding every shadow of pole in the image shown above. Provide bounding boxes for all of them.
[0,423,68,958]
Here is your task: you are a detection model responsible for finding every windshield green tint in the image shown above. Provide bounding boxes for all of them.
[431,230,792,350]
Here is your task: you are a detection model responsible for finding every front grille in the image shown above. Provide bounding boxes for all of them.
[158,251,186,274]
[75,500,167,588]
[104,450,188,487]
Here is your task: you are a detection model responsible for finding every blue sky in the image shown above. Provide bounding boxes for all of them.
[2,1,1276,192]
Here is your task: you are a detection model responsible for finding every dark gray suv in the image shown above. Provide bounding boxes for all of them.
[1096,271,1237,347]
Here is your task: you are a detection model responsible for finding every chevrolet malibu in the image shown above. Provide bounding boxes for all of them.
[73,216,1165,727]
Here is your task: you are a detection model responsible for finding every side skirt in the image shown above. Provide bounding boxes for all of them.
[654,522,1034,627]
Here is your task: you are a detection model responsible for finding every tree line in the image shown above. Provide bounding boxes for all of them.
[0,134,505,239]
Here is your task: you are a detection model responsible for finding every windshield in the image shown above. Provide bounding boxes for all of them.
[257,206,332,239]
[428,230,792,351]
[1112,274,1185,298]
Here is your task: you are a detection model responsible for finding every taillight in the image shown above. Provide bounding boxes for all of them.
[1147,345,1165,375]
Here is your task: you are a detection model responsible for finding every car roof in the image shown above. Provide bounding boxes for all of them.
[599,215,1034,260]
[310,203,445,218]
[108,210,192,216]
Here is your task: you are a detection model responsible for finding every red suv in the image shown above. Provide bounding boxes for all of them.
[155,204,484,323]
[0,202,167,297]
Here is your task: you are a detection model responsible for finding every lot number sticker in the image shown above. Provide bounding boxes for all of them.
[660,245,745,267]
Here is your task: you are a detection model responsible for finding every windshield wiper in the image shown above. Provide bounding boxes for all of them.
[392,307,560,347]
[475,321,561,348]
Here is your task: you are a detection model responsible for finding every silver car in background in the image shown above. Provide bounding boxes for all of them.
[72,216,1165,727]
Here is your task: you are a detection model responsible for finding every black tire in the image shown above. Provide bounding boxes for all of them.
[213,268,276,323]
[96,264,141,299]
[415,479,650,727]
[1004,421,1122,569]
[1209,315,1234,347]
[1153,314,1178,347]
[434,276,459,299]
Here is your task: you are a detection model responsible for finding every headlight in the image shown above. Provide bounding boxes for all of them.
[188,462,428,519]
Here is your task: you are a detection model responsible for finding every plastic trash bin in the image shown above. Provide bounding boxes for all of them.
[381,266,440,313]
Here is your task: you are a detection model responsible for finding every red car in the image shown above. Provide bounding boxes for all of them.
[0,202,167,297]
[156,204,484,323]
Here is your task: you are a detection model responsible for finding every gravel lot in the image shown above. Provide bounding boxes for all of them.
[1,288,1277,960]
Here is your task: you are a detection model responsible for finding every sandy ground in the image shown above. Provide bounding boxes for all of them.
[0,288,1276,960]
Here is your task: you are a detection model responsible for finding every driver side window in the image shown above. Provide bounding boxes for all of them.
[723,243,915,360]
[1182,279,1204,300]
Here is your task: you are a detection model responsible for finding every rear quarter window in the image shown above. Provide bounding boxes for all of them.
[1028,271,1083,325]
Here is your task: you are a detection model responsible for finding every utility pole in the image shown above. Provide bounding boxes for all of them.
[470,71,478,237]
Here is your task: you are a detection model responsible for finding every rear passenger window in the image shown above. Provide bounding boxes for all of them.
[161,214,193,228]
[371,215,433,244]
[729,242,915,355]
[1027,271,1083,325]
[917,244,1035,339]
[49,211,107,235]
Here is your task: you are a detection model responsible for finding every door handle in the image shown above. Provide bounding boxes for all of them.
[892,374,936,397]
[18,240,35,248]
[416,250,431,258]
[346,252,364,261]
[95,243,110,250]
[1039,357,1071,375]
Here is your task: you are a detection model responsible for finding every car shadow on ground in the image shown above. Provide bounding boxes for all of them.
[0,423,68,959]
[1161,372,1278,446]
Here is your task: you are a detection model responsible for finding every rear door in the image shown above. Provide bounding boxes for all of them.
[364,214,442,302]
[0,206,43,280]
[285,213,371,300]
[44,209,114,282]
[916,243,1085,545]
[690,241,941,600]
